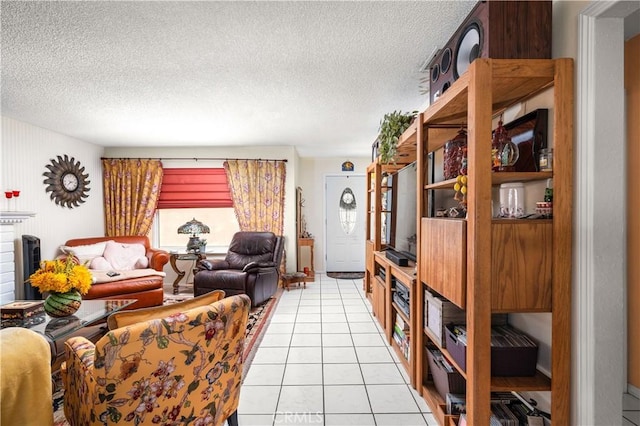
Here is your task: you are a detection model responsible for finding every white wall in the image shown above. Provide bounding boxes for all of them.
[1,116,106,298]
[297,156,370,272]
[553,1,588,59]
[573,1,640,422]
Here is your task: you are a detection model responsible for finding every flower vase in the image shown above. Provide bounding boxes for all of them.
[44,290,82,317]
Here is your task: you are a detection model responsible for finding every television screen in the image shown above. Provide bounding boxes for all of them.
[390,162,417,260]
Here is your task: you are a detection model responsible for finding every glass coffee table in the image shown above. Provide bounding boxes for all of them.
[1,299,136,348]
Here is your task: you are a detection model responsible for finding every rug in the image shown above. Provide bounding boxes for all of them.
[327,271,365,279]
[53,290,281,425]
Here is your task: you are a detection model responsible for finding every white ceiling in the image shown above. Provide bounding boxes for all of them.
[1,1,476,158]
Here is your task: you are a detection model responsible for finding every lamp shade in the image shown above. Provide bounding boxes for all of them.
[177,218,210,236]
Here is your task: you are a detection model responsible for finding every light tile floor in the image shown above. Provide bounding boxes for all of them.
[237,273,436,425]
[232,275,640,426]
[625,392,640,425]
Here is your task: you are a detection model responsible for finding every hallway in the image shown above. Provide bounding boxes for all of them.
[238,274,435,425]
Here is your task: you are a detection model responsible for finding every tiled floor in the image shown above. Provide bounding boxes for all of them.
[237,273,436,425]
[233,274,640,426]
[625,392,640,425]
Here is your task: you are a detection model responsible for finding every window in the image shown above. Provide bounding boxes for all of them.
[149,168,239,253]
[150,208,239,253]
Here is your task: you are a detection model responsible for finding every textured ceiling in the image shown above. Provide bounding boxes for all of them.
[1,1,476,157]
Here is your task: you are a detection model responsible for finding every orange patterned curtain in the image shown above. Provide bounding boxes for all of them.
[102,159,163,236]
[224,160,286,234]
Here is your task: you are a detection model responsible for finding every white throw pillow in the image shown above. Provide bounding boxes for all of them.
[59,241,111,264]
[89,256,114,270]
[135,256,149,269]
[102,241,147,271]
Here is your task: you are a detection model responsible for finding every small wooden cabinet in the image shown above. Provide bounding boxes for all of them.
[297,237,315,279]
[371,272,386,327]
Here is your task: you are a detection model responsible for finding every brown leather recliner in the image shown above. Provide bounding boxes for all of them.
[194,232,284,307]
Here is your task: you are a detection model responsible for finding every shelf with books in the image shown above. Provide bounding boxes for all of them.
[372,250,417,386]
[414,58,573,425]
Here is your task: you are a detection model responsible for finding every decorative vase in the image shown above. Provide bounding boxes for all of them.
[44,290,82,317]
[491,118,519,172]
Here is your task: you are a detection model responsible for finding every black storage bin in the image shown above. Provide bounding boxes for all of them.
[445,324,538,377]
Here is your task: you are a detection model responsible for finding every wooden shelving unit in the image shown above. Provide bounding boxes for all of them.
[373,250,417,387]
[363,58,573,425]
[408,58,573,425]
[364,161,407,298]
[365,156,416,389]
[296,237,315,280]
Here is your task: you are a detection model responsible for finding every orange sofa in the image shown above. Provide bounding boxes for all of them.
[63,236,169,309]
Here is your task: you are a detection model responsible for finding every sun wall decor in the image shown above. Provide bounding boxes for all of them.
[43,155,90,208]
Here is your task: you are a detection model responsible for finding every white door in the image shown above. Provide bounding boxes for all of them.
[325,175,366,271]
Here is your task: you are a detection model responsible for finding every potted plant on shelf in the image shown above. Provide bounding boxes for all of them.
[377,110,416,164]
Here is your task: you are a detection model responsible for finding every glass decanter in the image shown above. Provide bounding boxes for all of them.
[491,117,519,172]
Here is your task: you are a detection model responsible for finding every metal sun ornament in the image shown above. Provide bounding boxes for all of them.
[43,155,90,208]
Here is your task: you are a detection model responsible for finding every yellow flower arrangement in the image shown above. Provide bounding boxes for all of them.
[29,255,93,295]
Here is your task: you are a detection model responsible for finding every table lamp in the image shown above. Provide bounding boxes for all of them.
[177,218,210,253]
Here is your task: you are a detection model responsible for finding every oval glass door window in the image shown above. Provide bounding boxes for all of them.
[339,187,357,235]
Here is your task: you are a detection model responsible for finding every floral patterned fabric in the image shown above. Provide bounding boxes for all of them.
[224,159,286,234]
[102,159,163,237]
[62,294,250,426]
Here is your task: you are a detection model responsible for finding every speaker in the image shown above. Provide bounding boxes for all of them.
[428,0,552,103]
[22,235,42,300]
[385,249,409,267]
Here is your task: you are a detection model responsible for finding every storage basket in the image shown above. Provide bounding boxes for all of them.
[426,345,466,400]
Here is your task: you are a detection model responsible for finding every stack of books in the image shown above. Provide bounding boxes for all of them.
[392,315,410,361]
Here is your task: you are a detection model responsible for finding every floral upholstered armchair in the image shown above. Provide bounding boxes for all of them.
[61,294,251,426]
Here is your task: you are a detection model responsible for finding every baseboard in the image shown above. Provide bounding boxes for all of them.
[628,384,640,399]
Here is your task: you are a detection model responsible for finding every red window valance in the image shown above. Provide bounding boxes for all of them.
[158,168,233,209]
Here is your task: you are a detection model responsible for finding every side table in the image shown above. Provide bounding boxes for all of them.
[169,252,206,294]
[297,238,315,279]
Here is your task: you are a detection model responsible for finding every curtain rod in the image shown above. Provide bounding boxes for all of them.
[100,157,288,162]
